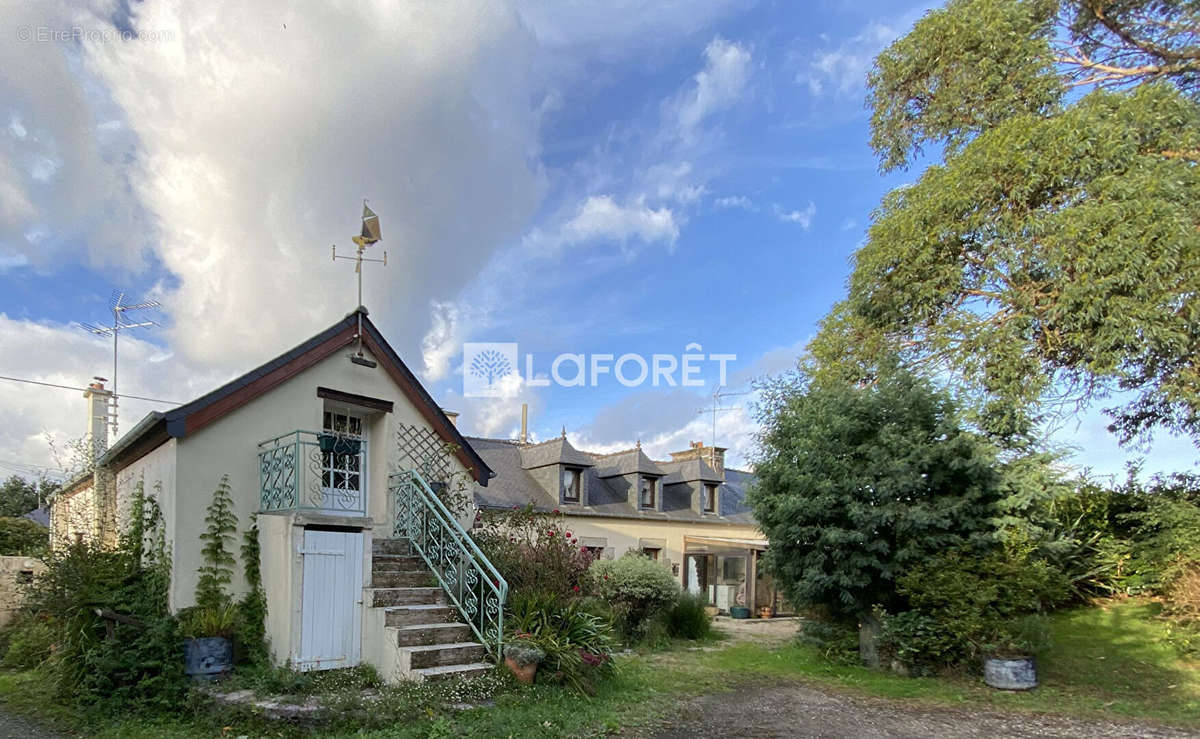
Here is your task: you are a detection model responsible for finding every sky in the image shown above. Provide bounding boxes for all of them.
[0,0,1194,482]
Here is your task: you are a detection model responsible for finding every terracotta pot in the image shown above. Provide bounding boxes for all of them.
[505,656,538,685]
[759,606,774,619]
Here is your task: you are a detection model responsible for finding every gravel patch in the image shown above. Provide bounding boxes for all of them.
[650,683,1199,739]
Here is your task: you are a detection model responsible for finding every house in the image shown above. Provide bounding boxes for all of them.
[467,432,785,615]
[51,307,500,682]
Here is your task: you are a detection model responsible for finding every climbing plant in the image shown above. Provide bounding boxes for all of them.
[195,474,238,611]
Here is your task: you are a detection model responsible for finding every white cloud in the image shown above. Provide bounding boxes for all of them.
[774,202,816,228]
[420,301,462,382]
[669,37,752,139]
[801,22,897,97]
[0,314,227,474]
[7,1,548,371]
[715,195,754,210]
[559,195,679,248]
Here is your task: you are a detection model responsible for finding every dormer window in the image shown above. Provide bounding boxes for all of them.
[703,483,717,514]
[562,467,582,503]
[640,476,658,509]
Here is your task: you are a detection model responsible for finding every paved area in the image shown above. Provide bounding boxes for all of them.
[650,683,1199,739]
[0,707,60,739]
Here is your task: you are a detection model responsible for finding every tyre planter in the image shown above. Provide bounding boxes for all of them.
[729,605,751,619]
[505,657,539,685]
[983,656,1037,690]
[184,637,233,681]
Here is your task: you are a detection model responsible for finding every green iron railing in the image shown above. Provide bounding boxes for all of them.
[390,468,507,659]
[258,429,368,516]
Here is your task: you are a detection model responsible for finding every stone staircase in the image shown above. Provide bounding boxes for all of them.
[367,538,492,681]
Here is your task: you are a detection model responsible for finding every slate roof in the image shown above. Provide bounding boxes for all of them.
[519,437,593,469]
[466,436,756,525]
[591,447,666,478]
[83,307,492,485]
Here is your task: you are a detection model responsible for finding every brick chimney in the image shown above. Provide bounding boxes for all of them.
[83,379,111,464]
[669,440,726,478]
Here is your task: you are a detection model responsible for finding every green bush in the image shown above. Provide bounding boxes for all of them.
[505,591,615,695]
[589,554,680,643]
[473,503,594,602]
[20,479,186,713]
[664,591,712,640]
[0,615,55,668]
[796,619,859,664]
[879,545,1066,673]
[0,517,47,556]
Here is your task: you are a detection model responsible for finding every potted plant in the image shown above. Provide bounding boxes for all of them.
[759,605,774,619]
[981,618,1046,691]
[182,603,237,680]
[504,637,545,685]
[317,432,360,455]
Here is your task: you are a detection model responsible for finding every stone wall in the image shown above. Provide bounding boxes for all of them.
[0,556,46,627]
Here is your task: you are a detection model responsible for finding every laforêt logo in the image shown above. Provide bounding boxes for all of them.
[463,343,519,397]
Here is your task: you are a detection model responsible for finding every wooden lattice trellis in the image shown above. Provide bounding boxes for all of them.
[392,423,453,483]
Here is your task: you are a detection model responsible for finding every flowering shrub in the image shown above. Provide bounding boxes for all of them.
[473,502,594,601]
[589,554,681,642]
[505,591,615,694]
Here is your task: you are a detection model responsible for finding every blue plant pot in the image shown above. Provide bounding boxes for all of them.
[184,637,233,681]
[729,606,751,619]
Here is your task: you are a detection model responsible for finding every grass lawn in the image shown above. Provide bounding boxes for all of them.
[0,599,1195,737]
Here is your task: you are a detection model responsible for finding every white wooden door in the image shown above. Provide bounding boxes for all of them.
[297,529,363,671]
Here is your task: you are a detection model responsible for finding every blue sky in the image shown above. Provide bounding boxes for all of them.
[0,0,1193,480]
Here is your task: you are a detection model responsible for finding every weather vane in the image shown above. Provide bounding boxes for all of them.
[333,201,386,366]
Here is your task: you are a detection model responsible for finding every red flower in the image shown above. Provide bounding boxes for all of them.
[546,530,555,537]
[565,531,572,537]
[572,585,580,593]
[553,508,560,515]
[513,505,519,510]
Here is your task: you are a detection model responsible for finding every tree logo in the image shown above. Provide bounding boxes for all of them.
[463,343,518,397]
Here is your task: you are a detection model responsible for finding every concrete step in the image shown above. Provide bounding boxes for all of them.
[372,570,437,588]
[371,554,426,572]
[413,661,494,682]
[389,622,474,647]
[368,587,444,608]
[373,539,412,556]
[406,641,487,669]
[383,604,459,627]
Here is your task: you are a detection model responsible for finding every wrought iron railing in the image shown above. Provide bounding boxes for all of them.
[258,430,368,516]
[390,468,507,659]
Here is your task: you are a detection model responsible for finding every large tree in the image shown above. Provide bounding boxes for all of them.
[749,367,1003,621]
[815,0,1200,445]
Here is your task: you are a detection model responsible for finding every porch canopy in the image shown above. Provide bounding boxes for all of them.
[684,535,768,552]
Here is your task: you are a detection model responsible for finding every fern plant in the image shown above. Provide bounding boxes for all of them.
[195,474,238,612]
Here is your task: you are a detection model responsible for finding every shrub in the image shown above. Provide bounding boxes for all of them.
[589,554,680,642]
[505,591,615,694]
[21,479,186,712]
[473,503,593,601]
[878,545,1066,673]
[796,619,858,664]
[0,517,47,556]
[0,615,55,668]
[664,591,712,640]
[195,474,237,612]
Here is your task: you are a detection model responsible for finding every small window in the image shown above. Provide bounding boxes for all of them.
[582,545,604,561]
[562,467,582,503]
[642,547,660,561]
[640,476,657,509]
[703,483,717,513]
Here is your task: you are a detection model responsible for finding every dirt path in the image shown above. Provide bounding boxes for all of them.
[710,615,801,648]
[650,682,1198,739]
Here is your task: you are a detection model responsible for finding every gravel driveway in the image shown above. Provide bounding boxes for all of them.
[0,707,60,739]
[651,683,1199,739]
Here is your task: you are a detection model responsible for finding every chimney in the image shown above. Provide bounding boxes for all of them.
[520,403,528,444]
[83,378,111,464]
[668,440,726,478]
[442,409,459,427]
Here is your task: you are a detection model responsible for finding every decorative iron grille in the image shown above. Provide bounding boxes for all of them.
[391,468,507,659]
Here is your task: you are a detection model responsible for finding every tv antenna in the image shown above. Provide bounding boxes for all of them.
[333,200,386,367]
[78,290,160,438]
[697,383,749,449]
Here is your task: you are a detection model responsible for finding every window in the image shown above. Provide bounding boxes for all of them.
[639,476,657,508]
[641,547,660,561]
[321,409,366,511]
[562,467,582,503]
[582,545,604,561]
[703,483,717,513]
